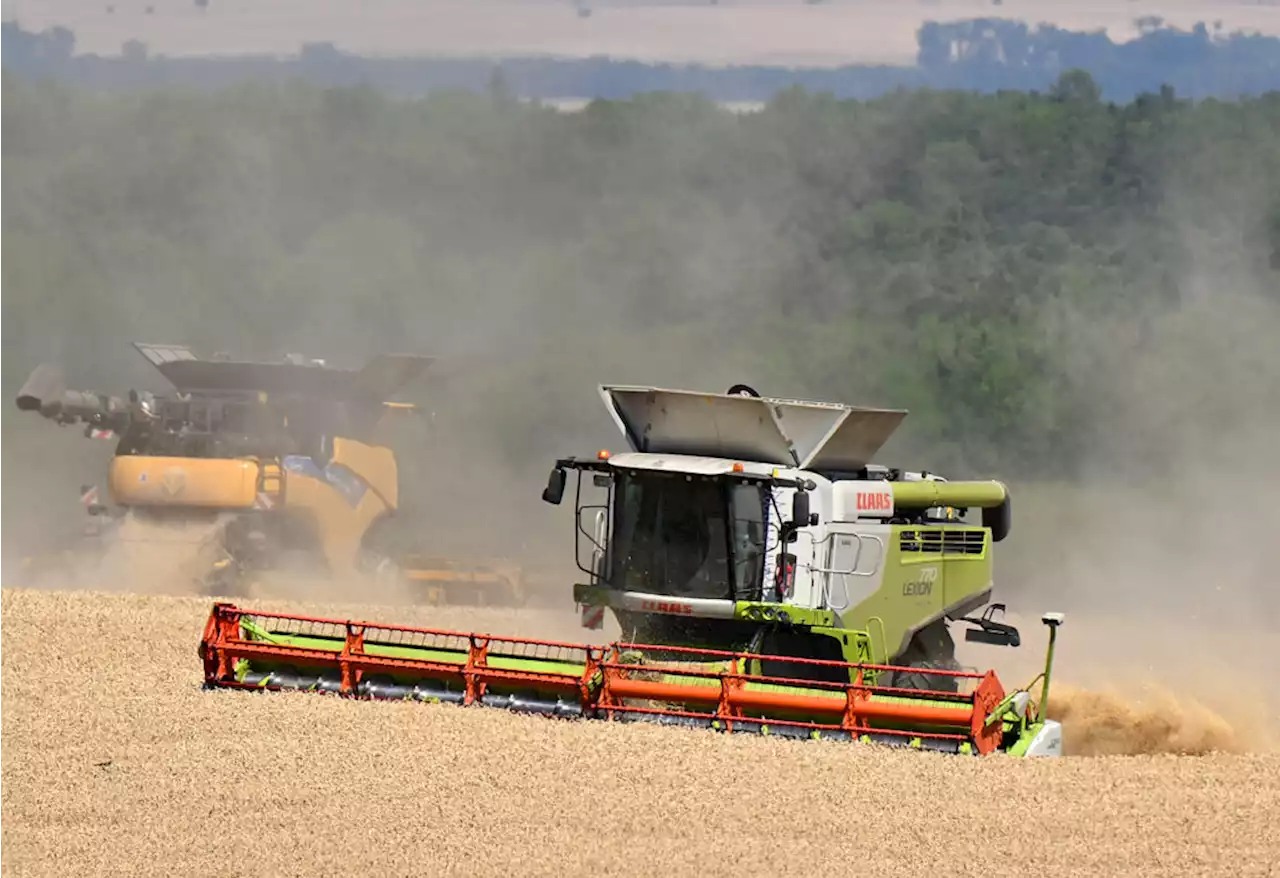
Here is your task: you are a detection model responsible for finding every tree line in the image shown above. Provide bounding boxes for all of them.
[5,16,1280,102]
[3,69,1278,560]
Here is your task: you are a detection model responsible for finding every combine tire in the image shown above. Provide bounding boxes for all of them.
[881,621,963,693]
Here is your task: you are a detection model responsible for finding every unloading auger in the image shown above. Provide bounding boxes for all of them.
[199,603,1064,756]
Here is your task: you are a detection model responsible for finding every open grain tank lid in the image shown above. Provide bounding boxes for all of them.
[132,342,433,401]
[598,384,907,471]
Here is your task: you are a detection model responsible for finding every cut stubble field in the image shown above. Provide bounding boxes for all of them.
[2,587,1279,878]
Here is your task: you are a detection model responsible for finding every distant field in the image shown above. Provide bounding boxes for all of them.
[2,587,1278,877]
[5,0,1280,65]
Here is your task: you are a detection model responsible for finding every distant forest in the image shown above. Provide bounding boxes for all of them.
[4,67,1278,483]
[5,12,1280,566]
[4,16,1280,101]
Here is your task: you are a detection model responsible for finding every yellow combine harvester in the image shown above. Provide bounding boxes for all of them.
[13,342,527,605]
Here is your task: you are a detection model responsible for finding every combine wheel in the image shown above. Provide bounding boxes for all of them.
[497,575,527,609]
[881,621,963,693]
[206,515,271,598]
[365,554,406,590]
[202,555,242,598]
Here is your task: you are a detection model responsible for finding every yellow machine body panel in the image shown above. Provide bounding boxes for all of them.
[108,456,260,509]
[330,437,398,511]
[279,438,399,576]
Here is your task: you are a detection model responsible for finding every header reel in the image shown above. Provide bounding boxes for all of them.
[199,604,1066,757]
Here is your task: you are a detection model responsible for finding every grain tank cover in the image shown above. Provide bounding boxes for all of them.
[131,343,433,401]
[599,385,907,470]
[803,406,909,472]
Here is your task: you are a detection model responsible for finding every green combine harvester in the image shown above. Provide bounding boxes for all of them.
[200,383,1066,756]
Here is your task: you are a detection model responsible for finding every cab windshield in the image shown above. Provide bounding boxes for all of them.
[609,471,769,600]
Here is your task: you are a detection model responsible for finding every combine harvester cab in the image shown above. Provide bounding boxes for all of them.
[200,383,1066,757]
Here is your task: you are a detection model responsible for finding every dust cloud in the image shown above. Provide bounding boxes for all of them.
[0,88,819,604]
[16,513,233,596]
[1047,683,1274,757]
[985,206,1280,756]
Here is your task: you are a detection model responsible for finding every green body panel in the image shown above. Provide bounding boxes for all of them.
[732,601,841,628]
[808,625,876,666]
[846,523,991,662]
[1005,723,1048,757]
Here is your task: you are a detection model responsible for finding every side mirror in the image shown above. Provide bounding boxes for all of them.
[959,604,1022,648]
[791,490,810,527]
[542,467,567,505]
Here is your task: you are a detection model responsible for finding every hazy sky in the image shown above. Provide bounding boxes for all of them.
[6,0,1279,66]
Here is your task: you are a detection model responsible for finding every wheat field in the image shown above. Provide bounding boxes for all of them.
[2,586,1278,878]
